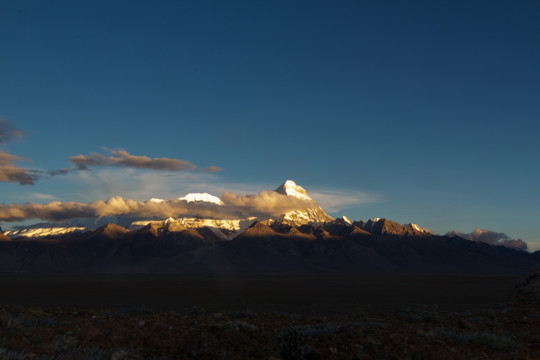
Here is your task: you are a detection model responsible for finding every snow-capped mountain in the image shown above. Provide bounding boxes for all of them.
[2,181,334,240]
[2,226,86,239]
[129,217,255,240]
[275,180,312,200]
[1,217,122,239]
[0,180,432,241]
[129,192,247,239]
[131,181,333,239]
[1,180,535,274]
[149,193,224,205]
[178,193,224,205]
[271,180,334,226]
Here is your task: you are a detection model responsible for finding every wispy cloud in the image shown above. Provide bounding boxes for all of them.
[25,193,57,201]
[200,165,223,173]
[46,169,69,176]
[70,149,219,173]
[0,120,67,186]
[0,120,23,143]
[447,228,528,251]
[69,168,222,202]
[309,189,383,213]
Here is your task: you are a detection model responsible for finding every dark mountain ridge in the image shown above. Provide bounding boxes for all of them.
[0,218,537,274]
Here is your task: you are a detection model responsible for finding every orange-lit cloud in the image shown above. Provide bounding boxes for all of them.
[70,149,219,173]
[201,165,223,173]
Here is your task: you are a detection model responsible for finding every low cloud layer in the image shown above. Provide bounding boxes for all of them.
[220,191,316,218]
[70,149,216,172]
[0,191,316,223]
[447,228,528,251]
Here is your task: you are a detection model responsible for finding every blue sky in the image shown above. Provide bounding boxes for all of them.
[1,1,539,249]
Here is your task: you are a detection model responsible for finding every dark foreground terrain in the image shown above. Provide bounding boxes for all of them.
[0,273,521,314]
[1,274,539,359]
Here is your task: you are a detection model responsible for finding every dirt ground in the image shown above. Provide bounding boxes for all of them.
[1,273,538,359]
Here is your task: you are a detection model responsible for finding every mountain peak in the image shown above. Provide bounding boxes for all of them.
[239,221,278,238]
[273,180,333,225]
[274,180,312,200]
[361,218,429,237]
[178,193,224,205]
[94,223,129,238]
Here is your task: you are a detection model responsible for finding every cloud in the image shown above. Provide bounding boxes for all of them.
[0,191,316,223]
[70,149,219,173]
[46,168,69,176]
[200,165,223,173]
[28,168,69,177]
[0,120,23,143]
[68,168,220,202]
[25,193,57,201]
[220,191,317,218]
[0,151,38,185]
[0,121,66,185]
[446,228,528,251]
[0,151,22,164]
[0,122,35,185]
[0,152,68,186]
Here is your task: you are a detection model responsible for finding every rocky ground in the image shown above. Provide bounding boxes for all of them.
[1,302,539,360]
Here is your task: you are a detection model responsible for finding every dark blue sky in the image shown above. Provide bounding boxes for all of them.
[1,1,539,248]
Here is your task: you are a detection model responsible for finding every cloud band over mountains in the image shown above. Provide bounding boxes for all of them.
[0,191,315,223]
[70,149,221,172]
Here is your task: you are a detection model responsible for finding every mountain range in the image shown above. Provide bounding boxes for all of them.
[0,180,538,274]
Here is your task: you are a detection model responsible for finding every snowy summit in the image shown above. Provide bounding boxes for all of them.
[274,180,312,201]
[178,193,224,205]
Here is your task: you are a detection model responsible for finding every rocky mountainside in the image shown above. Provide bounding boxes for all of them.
[0,216,538,274]
[0,232,10,242]
[354,218,432,236]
